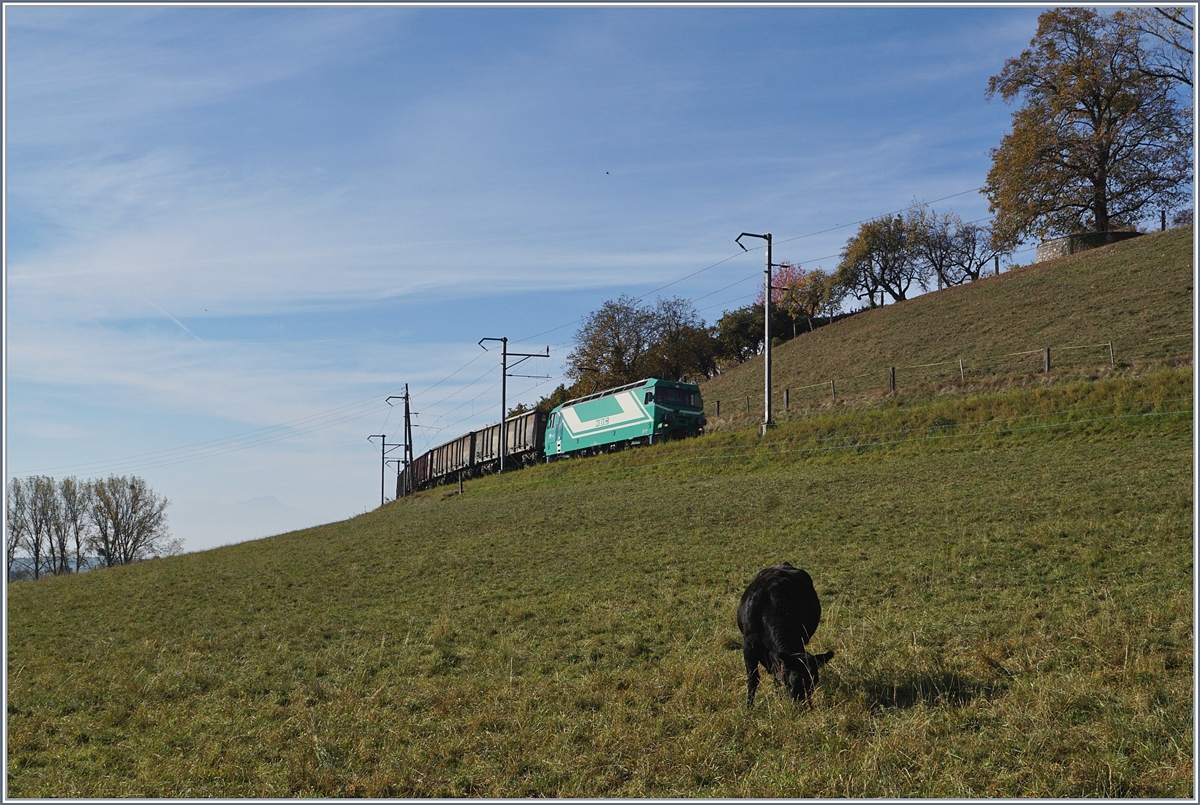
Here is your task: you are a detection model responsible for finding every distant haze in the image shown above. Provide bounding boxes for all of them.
[170,496,325,553]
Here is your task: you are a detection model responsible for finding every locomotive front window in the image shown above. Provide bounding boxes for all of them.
[655,387,700,408]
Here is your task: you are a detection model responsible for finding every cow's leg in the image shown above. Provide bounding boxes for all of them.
[744,649,761,707]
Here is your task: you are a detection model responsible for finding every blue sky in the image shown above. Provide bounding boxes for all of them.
[5,4,1057,552]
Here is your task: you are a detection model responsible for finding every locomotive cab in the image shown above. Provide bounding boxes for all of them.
[645,380,706,439]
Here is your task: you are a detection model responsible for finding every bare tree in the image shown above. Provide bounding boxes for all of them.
[911,206,1009,287]
[909,206,958,291]
[88,476,176,567]
[948,220,1008,282]
[49,489,72,576]
[59,477,93,573]
[6,478,30,581]
[26,476,60,580]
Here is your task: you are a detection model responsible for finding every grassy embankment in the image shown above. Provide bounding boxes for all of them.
[6,229,1194,797]
[701,225,1193,427]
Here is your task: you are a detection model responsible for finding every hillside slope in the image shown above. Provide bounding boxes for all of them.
[5,225,1194,798]
[6,370,1193,797]
[701,225,1193,423]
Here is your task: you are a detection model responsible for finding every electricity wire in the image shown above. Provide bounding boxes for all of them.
[24,186,1021,477]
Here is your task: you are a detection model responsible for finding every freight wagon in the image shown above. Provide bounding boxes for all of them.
[398,409,548,494]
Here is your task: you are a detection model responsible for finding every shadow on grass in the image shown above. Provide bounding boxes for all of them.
[856,671,1006,710]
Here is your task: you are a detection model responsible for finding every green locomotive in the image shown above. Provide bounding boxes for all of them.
[544,378,706,458]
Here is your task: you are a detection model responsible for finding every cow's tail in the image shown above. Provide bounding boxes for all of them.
[778,649,835,674]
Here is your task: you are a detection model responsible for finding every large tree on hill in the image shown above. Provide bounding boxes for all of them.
[984,7,1192,248]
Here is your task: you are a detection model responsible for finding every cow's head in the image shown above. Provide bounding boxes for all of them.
[780,650,834,702]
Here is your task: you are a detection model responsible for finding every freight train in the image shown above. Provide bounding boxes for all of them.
[397,378,706,495]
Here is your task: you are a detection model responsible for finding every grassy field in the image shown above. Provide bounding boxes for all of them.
[6,368,1193,797]
[702,225,1193,428]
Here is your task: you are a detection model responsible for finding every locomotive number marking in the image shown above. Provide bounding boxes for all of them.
[561,391,650,434]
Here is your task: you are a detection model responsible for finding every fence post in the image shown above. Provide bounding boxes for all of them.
[889,366,896,393]
[1043,347,1051,374]
[715,400,720,417]
[959,358,965,382]
[1108,341,1115,366]
[745,396,750,413]
[784,388,789,410]
[831,379,837,402]
[995,255,1000,276]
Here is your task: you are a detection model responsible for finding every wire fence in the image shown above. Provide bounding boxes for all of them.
[710,332,1192,418]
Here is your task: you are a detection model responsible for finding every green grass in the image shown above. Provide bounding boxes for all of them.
[6,368,1193,797]
[702,224,1194,428]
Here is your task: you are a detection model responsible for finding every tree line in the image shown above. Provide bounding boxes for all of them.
[519,7,1192,412]
[6,475,179,581]
[520,201,1018,411]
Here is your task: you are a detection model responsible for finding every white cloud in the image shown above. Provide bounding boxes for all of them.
[6,317,470,426]
[5,6,1061,552]
[6,7,403,146]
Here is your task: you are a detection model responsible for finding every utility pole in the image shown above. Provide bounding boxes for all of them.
[737,232,780,436]
[367,434,403,507]
[479,337,550,472]
[385,458,404,497]
[385,384,415,497]
[404,385,413,495]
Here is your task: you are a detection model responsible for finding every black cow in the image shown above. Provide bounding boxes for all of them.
[737,562,834,706]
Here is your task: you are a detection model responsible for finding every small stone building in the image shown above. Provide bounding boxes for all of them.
[1035,231,1143,262]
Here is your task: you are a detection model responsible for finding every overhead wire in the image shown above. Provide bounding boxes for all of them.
[16,386,406,476]
[29,185,1009,477]
[376,184,1011,451]
[396,190,1052,459]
